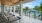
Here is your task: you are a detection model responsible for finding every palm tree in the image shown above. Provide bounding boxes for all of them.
[33,6,40,19]
[34,6,39,11]
[29,9,31,17]
[34,3,42,20]
[40,3,42,20]
[23,6,29,16]
[23,8,26,16]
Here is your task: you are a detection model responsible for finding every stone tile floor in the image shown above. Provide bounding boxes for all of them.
[10,16,42,23]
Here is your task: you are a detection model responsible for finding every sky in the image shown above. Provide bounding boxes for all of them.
[23,0,42,9]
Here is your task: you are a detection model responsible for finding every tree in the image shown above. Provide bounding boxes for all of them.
[34,6,40,11]
[40,3,42,20]
[34,6,40,19]
[23,6,29,16]
[34,3,42,20]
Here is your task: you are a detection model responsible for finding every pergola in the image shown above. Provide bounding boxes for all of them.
[0,0,34,16]
[0,0,35,23]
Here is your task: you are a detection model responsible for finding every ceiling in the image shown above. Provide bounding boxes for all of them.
[0,0,34,6]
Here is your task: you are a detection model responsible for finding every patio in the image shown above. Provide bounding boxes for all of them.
[8,13,42,23]
[0,0,42,23]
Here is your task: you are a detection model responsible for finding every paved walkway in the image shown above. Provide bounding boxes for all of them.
[10,15,42,23]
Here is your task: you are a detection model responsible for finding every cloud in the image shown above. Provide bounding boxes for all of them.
[23,0,42,9]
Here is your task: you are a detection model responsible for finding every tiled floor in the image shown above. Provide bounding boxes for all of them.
[10,16,42,23]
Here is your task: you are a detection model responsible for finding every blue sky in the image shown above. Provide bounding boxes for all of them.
[23,0,42,9]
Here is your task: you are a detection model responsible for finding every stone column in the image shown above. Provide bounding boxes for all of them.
[1,3,4,13]
[1,1,8,23]
[19,0,23,16]
[1,5,4,13]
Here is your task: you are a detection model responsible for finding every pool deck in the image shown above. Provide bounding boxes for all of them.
[10,15,42,23]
